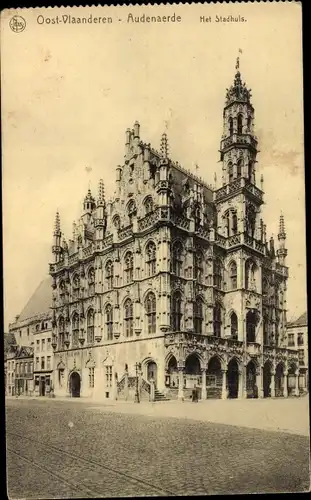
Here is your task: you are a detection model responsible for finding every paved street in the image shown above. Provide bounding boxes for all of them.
[6,398,310,498]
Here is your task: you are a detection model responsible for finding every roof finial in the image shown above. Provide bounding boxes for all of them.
[160,132,169,158]
[54,211,60,234]
[236,57,240,71]
[278,212,286,238]
[98,178,105,205]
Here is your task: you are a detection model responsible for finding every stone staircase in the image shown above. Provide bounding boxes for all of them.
[154,388,170,402]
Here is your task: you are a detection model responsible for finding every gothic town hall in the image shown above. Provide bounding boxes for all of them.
[49,62,299,401]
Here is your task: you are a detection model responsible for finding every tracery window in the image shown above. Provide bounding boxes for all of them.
[72,274,80,301]
[124,252,134,284]
[194,298,203,334]
[127,200,136,223]
[144,197,154,215]
[124,299,134,337]
[230,312,238,339]
[87,308,94,344]
[214,258,223,289]
[146,241,157,277]
[72,312,79,348]
[105,260,114,290]
[58,317,65,350]
[229,117,234,135]
[228,162,233,183]
[105,304,113,340]
[172,241,183,277]
[237,114,243,134]
[87,268,95,296]
[213,304,222,337]
[145,292,156,334]
[229,261,237,290]
[237,159,242,178]
[194,251,204,283]
[172,292,182,331]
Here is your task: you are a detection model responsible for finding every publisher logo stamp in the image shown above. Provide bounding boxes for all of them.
[9,15,26,33]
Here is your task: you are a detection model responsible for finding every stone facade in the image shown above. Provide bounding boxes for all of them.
[287,312,308,393]
[49,60,299,402]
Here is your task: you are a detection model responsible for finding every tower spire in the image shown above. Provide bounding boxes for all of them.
[98,178,105,206]
[160,132,169,158]
[54,211,61,235]
[277,212,287,265]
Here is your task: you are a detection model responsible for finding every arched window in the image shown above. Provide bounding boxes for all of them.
[105,304,113,340]
[214,258,223,289]
[232,213,238,234]
[245,260,257,290]
[145,292,156,334]
[58,317,65,350]
[172,241,183,277]
[213,304,222,337]
[72,274,80,300]
[246,311,257,343]
[229,117,233,135]
[194,298,203,334]
[124,299,133,337]
[87,268,95,295]
[231,312,238,339]
[146,241,156,277]
[194,251,204,283]
[229,261,237,290]
[262,278,268,296]
[59,280,66,303]
[105,260,114,290]
[72,312,79,348]
[127,200,136,223]
[113,215,121,230]
[237,159,242,178]
[237,114,243,134]
[124,252,134,284]
[228,162,233,183]
[248,161,253,181]
[144,197,153,215]
[247,116,252,131]
[194,206,201,230]
[87,309,94,344]
[172,292,182,331]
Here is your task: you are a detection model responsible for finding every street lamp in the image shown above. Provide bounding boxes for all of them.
[134,362,141,403]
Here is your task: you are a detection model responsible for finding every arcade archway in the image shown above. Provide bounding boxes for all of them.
[70,372,81,398]
[228,359,239,399]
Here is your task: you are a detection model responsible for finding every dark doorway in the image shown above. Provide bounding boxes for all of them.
[246,361,257,398]
[70,372,81,398]
[185,354,201,375]
[40,378,46,397]
[147,361,157,386]
[228,359,239,399]
[263,362,272,398]
[275,364,284,397]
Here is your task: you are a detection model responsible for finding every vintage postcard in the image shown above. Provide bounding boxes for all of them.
[2,1,309,498]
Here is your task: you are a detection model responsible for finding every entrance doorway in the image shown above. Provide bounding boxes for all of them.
[246,361,258,398]
[70,372,81,398]
[263,362,272,398]
[147,362,157,387]
[40,377,46,397]
[228,359,239,398]
[275,363,284,397]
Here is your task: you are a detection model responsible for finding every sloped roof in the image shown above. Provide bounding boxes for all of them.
[17,276,52,322]
[288,311,308,328]
[15,345,34,358]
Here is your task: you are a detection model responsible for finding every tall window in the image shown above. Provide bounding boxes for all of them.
[213,304,222,337]
[262,278,268,297]
[124,299,134,337]
[229,261,237,290]
[105,304,113,340]
[172,241,183,276]
[88,268,95,295]
[89,367,95,388]
[59,280,66,303]
[237,159,242,178]
[172,292,182,331]
[146,241,157,277]
[105,366,112,387]
[127,200,136,224]
[58,317,65,350]
[72,274,80,301]
[246,311,256,343]
[87,309,94,344]
[194,252,203,283]
[144,197,153,215]
[145,292,156,334]
[105,260,114,290]
[232,213,238,234]
[237,114,243,134]
[194,298,203,334]
[124,252,134,284]
[228,162,233,183]
[245,260,257,290]
[230,312,238,339]
[194,207,201,230]
[229,117,233,135]
[247,116,252,131]
[288,333,295,347]
[72,312,79,347]
[113,215,121,230]
[248,161,253,181]
[214,258,223,289]
[298,333,304,346]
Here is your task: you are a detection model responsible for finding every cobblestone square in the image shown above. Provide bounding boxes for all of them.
[6,398,310,498]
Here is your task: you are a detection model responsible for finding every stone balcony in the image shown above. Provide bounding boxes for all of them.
[164,332,244,357]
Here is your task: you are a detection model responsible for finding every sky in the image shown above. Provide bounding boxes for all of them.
[2,3,306,329]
